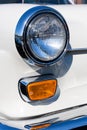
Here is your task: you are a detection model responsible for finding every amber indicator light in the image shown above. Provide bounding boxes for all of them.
[30,123,51,130]
[27,79,57,101]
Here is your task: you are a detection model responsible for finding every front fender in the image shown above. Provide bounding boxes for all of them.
[0,4,87,129]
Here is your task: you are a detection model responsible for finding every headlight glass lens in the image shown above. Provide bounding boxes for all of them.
[26,13,66,62]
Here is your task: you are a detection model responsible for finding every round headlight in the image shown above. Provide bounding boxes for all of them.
[26,13,66,61]
[15,6,69,66]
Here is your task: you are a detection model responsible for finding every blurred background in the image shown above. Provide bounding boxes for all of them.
[74,0,87,4]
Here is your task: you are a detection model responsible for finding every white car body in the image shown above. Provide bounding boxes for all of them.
[0,4,87,129]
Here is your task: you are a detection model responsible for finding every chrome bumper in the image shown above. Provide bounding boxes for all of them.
[0,104,87,129]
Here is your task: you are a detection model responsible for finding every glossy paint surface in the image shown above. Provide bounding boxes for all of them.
[0,4,87,129]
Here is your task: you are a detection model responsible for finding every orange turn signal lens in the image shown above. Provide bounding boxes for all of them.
[27,79,57,101]
[30,123,51,130]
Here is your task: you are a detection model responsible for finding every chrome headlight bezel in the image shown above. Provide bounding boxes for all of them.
[15,6,69,66]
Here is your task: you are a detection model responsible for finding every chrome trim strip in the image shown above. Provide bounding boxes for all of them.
[0,104,87,127]
[67,48,87,55]
[25,115,87,130]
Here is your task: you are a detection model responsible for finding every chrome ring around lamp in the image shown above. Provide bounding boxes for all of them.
[15,6,69,67]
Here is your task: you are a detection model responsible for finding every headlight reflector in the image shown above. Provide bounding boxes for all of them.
[26,13,66,62]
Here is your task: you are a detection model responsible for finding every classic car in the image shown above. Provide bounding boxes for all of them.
[0,0,87,130]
